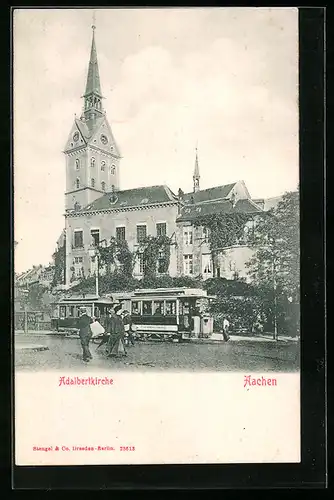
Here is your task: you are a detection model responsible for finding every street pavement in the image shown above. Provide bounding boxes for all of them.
[15,334,299,372]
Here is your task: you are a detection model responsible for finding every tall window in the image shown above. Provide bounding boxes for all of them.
[110,165,116,175]
[156,222,167,237]
[116,226,126,241]
[101,161,106,171]
[90,229,100,246]
[229,260,236,272]
[101,181,106,191]
[203,226,210,244]
[202,254,212,276]
[75,159,80,171]
[76,178,80,189]
[137,225,147,243]
[73,230,83,248]
[74,256,83,277]
[90,157,95,168]
[157,250,166,273]
[138,253,144,274]
[91,178,95,188]
[183,254,193,275]
[183,227,193,245]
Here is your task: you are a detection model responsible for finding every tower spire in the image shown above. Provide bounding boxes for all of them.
[82,22,104,122]
[193,146,200,193]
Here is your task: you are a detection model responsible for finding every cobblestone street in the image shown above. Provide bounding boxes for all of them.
[15,334,299,372]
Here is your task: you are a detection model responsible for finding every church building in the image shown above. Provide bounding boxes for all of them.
[63,26,267,287]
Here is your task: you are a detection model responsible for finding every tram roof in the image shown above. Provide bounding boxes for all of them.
[55,295,114,305]
[132,288,209,298]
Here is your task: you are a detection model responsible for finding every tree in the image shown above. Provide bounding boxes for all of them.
[246,190,300,337]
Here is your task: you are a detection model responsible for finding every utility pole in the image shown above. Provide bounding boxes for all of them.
[95,251,99,298]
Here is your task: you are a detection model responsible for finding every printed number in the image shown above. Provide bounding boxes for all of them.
[120,446,135,451]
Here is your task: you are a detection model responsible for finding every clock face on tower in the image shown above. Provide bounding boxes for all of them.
[100,134,108,145]
[73,132,79,142]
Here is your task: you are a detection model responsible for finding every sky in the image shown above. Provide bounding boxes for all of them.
[13,7,299,274]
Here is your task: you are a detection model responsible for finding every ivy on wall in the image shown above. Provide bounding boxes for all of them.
[52,243,65,287]
[97,237,134,277]
[193,213,254,250]
[136,235,172,279]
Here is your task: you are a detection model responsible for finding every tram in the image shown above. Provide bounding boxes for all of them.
[117,288,216,342]
[50,295,114,334]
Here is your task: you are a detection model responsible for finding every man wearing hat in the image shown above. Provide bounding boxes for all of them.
[106,303,127,357]
[77,307,94,362]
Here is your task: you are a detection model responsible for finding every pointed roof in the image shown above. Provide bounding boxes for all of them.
[193,148,200,179]
[177,198,263,222]
[184,183,237,204]
[84,26,102,97]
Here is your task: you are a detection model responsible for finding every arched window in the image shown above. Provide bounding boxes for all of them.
[101,161,106,171]
[110,165,116,175]
[90,157,95,168]
[101,181,106,191]
[75,159,80,170]
[76,178,80,189]
[91,178,95,188]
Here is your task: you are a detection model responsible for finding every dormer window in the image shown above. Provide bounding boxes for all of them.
[75,159,80,171]
[91,157,95,168]
[76,178,80,189]
[91,178,95,188]
[109,194,118,204]
[101,161,106,171]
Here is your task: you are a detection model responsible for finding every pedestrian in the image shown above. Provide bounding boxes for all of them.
[77,307,94,362]
[222,317,230,342]
[96,307,112,350]
[122,310,135,346]
[106,304,127,357]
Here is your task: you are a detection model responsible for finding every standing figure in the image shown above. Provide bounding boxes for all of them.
[77,307,94,362]
[96,307,112,350]
[222,317,230,342]
[122,310,135,346]
[107,304,127,357]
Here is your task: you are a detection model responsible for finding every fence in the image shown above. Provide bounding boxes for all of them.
[14,312,52,332]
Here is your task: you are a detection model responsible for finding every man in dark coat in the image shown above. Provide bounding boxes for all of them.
[77,307,94,362]
[106,304,127,357]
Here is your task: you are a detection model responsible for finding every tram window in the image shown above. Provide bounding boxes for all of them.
[153,301,164,315]
[181,301,190,314]
[165,301,176,315]
[60,306,66,319]
[132,301,141,316]
[142,301,152,315]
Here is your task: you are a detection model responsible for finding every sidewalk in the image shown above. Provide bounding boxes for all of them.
[191,333,299,344]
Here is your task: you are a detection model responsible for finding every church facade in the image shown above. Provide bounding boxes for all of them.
[63,27,269,288]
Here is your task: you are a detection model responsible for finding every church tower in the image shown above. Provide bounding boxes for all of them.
[64,24,121,212]
[193,147,200,193]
